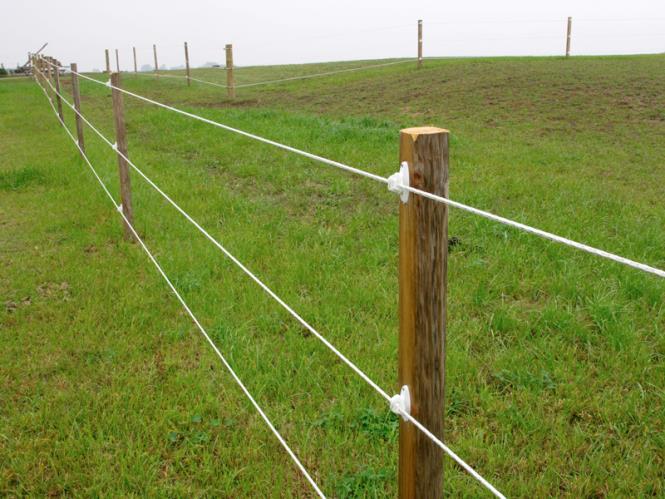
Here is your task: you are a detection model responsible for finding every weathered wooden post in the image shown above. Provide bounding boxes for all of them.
[566,17,572,57]
[225,44,235,98]
[115,49,120,72]
[110,72,136,242]
[133,46,138,73]
[70,63,85,154]
[398,126,448,498]
[153,44,159,72]
[54,66,64,122]
[184,41,191,86]
[105,49,111,74]
[417,20,423,68]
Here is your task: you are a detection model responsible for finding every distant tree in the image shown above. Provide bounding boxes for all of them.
[0,64,7,77]
[202,61,220,68]
[140,64,152,72]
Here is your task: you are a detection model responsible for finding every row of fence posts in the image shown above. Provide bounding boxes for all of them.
[29,24,581,498]
[99,16,573,101]
[31,49,452,496]
[30,13,574,489]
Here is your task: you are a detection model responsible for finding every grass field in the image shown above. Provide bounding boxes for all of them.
[1,54,664,497]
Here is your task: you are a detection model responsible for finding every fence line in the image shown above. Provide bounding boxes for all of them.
[123,58,412,90]
[32,73,326,499]
[41,58,665,279]
[34,64,506,498]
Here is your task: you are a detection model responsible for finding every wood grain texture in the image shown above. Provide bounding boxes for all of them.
[110,72,136,242]
[153,44,158,73]
[133,47,137,73]
[418,20,423,68]
[54,67,64,122]
[566,17,572,57]
[226,44,235,98]
[70,63,85,155]
[398,126,449,499]
[184,42,191,86]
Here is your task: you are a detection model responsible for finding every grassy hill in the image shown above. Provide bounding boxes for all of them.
[1,54,664,497]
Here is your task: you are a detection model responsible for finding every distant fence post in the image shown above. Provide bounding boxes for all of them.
[417,19,423,68]
[184,41,191,86]
[115,49,120,72]
[105,49,111,74]
[54,65,64,122]
[225,44,235,98]
[398,126,448,498]
[566,17,572,57]
[110,72,136,242]
[153,44,159,73]
[70,63,85,155]
[133,46,138,73]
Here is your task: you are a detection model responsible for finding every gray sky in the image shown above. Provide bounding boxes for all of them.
[2,0,664,71]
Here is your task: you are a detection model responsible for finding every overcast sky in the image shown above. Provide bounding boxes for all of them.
[2,0,664,71]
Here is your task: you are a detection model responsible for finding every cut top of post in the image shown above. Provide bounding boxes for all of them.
[401,126,448,137]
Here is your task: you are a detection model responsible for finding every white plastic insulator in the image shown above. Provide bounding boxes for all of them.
[387,161,410,203]
[390,385,411,421]
[105,80,112,88]
[112,142,118,151]
[117,203,123,213]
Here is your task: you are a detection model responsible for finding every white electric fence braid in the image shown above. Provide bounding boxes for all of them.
[33,73,327,499]
[35,64,506,499]
[44,58,665,279]
[234,59,414,88]
[126,58,413,89]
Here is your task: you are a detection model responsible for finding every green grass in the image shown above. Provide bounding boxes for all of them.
[1,54,664,497]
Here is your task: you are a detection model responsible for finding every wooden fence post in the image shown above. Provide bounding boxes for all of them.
[115,49,120,72]
[184,41,191,86]
[70,63,85,155]
[110,72,136,242]
[418,20,423,68]
[133,46,138,73]
[153,44,159,72]
[225,44,235,98]
[566,17,572,57]
[54,66,64,122]
[398,126,448,499]
[105,49,110,74]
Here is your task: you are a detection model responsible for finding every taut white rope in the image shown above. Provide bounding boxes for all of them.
[234,59,414,88]
[126,59,413,89]
[46,58,665,279]
[33,73,326,499]
[36,64,507,498]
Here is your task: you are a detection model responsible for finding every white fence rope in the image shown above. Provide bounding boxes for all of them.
[46,58,665,279]
[124,59,413,89]
[35,63,507,498]
[33,72,327,499]
[234,59,414,88]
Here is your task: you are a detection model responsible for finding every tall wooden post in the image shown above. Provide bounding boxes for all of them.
[110,72,136,242]
[398,126,448,499]
[115,49,120,72]
[153,44,159,72]
[54,66,64,122]
[566,17,572,57]
[225,44,235,98]
[133,46,138,73]
[70,63,85,154]
[105,49,111,74]
[417,20,423,68]
[184,41,191,86]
